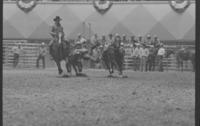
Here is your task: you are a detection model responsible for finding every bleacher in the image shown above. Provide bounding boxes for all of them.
[3,39,194,71]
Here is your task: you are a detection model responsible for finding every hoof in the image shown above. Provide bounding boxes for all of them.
[58,70,63,75]
[107,74,113,78]
[62,74,70,78]
[76,73,87,77]
[122,75,128,78]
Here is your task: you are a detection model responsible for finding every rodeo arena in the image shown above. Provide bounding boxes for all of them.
[3,0,196,126]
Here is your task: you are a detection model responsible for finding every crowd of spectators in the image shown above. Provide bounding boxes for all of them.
[76,33,166,72]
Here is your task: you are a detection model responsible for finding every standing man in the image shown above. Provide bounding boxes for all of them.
[139,44,145,72]
[148,45,157,71]
[12,42,24,68]
[144,45,150,72]
[134,43,140,71]
[49,16,65,57]
[131,44,137,71]
[152,35,161,48]
[122,34,129,46]
[145,34,152,45]
[130,35,137,46]
[138,35,143,45]
[157,44,166,72]
[36,42,47,69]
[91,34,99,46]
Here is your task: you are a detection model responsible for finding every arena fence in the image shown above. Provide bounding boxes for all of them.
[3,40,194,71]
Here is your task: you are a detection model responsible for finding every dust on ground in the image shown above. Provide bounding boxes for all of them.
[3,68,195,126]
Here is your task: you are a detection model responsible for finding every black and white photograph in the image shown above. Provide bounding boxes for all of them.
[3,0,196,126]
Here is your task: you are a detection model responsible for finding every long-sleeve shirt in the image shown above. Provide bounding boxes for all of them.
[134,47,140,57]
[131,48,136,57]
[138,47,145,58]
[38,47,47,56]
[143,48,149,57]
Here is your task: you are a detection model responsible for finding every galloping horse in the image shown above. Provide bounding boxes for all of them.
[100,44,126,77]
[49,32,71,75]
[176,47,195,72]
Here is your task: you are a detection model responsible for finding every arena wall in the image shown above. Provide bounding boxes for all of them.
[3,1,195,41]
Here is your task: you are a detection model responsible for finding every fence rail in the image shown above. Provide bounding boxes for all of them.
[3,40,194,71]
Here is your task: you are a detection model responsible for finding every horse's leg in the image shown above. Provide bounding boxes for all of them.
[55,61,63,75]
[77,61,83,73]
[66,61,72,75]
[181,61,183,72]
[72,63,79,76]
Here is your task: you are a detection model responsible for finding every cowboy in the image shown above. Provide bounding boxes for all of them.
[152,35,161,47]
[12,42,24,68]
[144,45,150,72]
[49,16,65,56]
[148,45,157,71]
[91,34,99,45]
[157,43,166,72]
[74,34,87,55]
[49,16,64,45]
[130,35,137,47]
[131,43,137,71]
[114,33,121,48]
[122,34,129,46]
[36,42,47,69]
[134,43,140,71]
[138,35,143,44]
[139,44,146,72]
[146,34,152,45]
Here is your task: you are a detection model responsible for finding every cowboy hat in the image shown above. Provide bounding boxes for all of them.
[147,34,151,38]
[53,16,62,21]
[135,43,140,46]
[115,33,120,37]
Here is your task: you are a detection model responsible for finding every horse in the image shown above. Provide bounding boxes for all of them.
[175,47,195,72]
[100,44,126,77]
[49,32,71,76]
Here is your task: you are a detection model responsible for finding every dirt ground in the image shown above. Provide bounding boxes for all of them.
[3,68,195,126]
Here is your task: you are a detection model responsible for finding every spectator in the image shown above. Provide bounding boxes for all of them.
[101,35,106,46]
[114,33,121,48]
[134,43,140,71]
[157,43,165,72]
[148,45,157,71]
[152,35,161,48]
[122,34,129,46]
[91,34,99,45]
[130,35,137,46]
[131,44,137,71]
[139,44,145,72]
[145,34,152,45]
[36,42,47,69]
[138,35,143,45]
[12,42,24,68]
[144,45,150,71]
